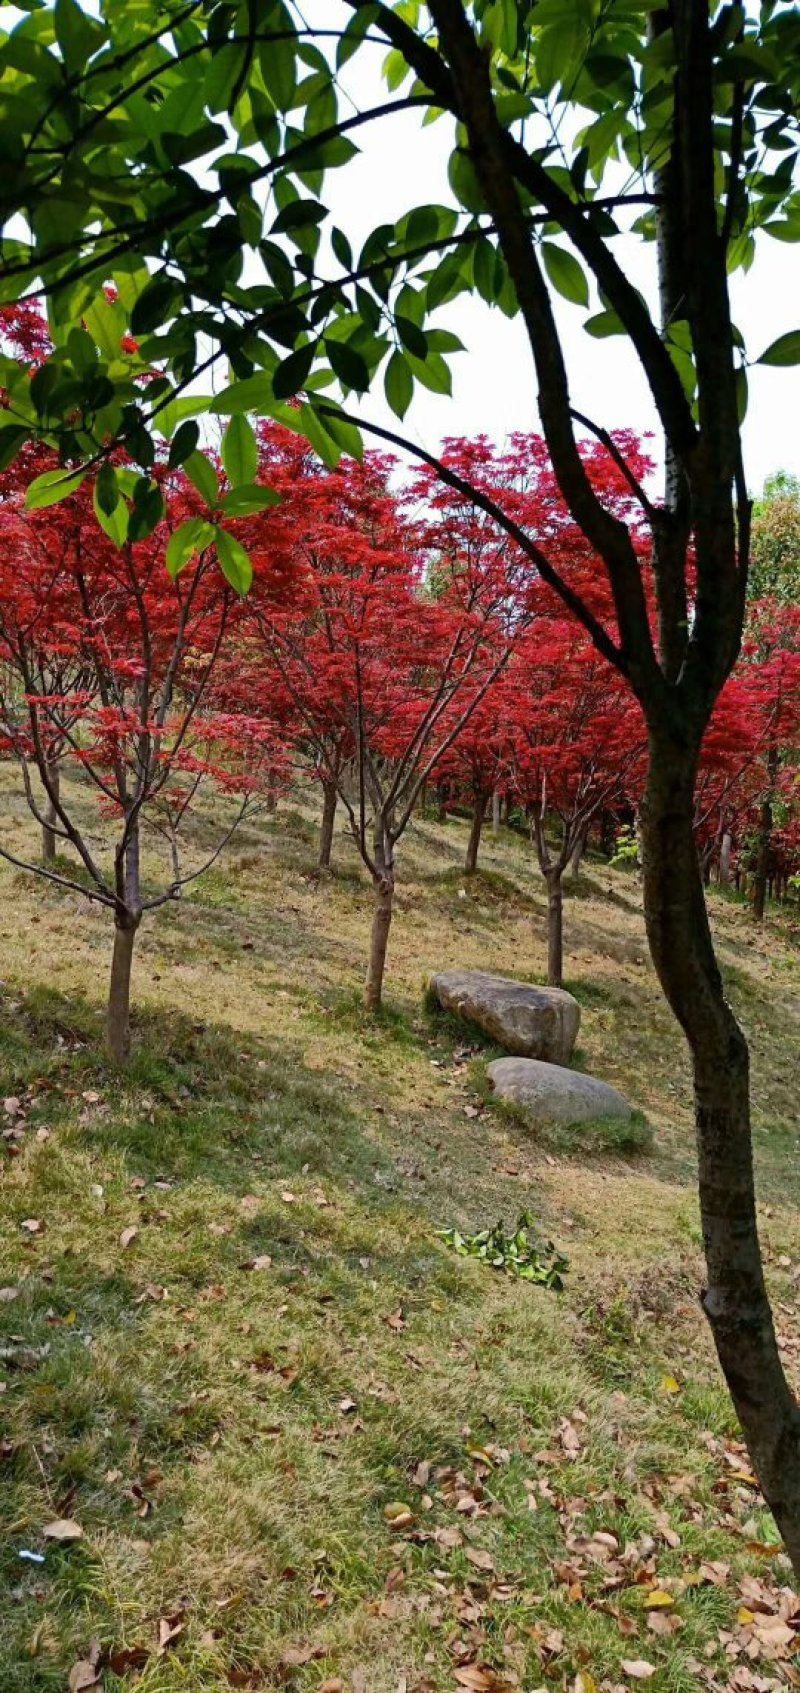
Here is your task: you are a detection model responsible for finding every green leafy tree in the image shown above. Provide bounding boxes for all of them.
[750,472,800,603]
[3,0,800,1563]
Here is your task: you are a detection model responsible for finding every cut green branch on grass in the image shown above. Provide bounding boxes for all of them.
[438,1210,569,1289]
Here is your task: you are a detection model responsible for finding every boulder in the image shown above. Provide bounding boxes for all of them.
[431,970,580,1065]
[487,1057,632,1126]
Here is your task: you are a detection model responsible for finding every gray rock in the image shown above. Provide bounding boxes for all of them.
[431,970,580,1065]
[487,1057,632,1125]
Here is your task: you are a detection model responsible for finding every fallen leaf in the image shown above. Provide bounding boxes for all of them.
[661,1374,681,1395]
[68,1656,101,1692]
[119,1226,139,1249]
[465,1546,495,1572]
[644,1590,674,1609]
[621,1662,656,1681]
[20,1218,43,1234]
[454,1669,491,1690]
[157,1613,185,1650]
[0,1285,19,1302]
[107,1645,150,1674]
[42,1518,83,1542]
[279,1645,324,1667]
[383,1501,414,1528]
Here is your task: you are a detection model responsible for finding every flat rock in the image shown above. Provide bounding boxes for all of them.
[431,970,580,1065]
[487,1057,632,1126]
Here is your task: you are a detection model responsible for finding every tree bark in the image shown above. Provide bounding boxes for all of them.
[569,827,587,878]
[545,866,564,989]
[364,874,393,1011]
[107,917,138,1063]
[42,760,60,863]
[318,777,338,869]
[640,729,800,1570]
[719,830,733,888]
[465,790,485,874]
[364,818,394,1011]
[492,789,501,834]
[752,794,772,922]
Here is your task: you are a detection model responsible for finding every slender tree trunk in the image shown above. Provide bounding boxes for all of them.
[364,820,394,1012]
[108,816,142,1063]
[719,830,733,888]
[491,789,501,834]
[752,795,773,922]
[545,866,564,989]
[42,760,60,863]
[318,777,338,869]
[107,917,139,1063]
[465,790,485,874]
[640,730,800,1569]
[569,826,587,877]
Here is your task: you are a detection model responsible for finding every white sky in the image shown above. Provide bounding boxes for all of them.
[322,81,800,499]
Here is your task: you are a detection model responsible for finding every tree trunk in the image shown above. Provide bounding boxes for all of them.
[752,796,772,921]
[640,730,800,1570]
[491,789,501,834]
[107,918,138,1063]
[364,875,393,1011]
[719,830,733,888]
[42,760,60,863]
[569,827,587,878]
[465,791,485,874]
[318,778,338,869]
[545,866,564,989]
[364,819,394,1012]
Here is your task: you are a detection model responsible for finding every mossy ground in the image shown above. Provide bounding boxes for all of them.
[2,776,800,1691]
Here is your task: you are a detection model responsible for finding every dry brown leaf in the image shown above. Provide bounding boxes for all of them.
[20,1217,43,1234]
[279,1645,324,1667]
[465,1547,495,1572]
[157,1614,185,1650]
[621,1661,656,1681]
[119,1226,138,1249]
[453,1668,491,1690]
[107,1644,150,1674]
[68,1659,101,1692]
[43,1518,83,1542]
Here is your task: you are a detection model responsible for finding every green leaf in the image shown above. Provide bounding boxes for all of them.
[94,462,118,517]
[25,467,86,510]
[585,309,624,338]
[93,475,128,549]
[0,424,27,473]
[259,29,297,111]
[184,450,220,507]
[130,274,181,337]
[273,342,315,400]
[384,350,413,420]
[222,414,258,486]
[128,479,164,544]
[54,0,104,68]
[325,337,370,392]
[166,516,216,579]
[541,241,590,307]
[216,529,253,595]
[756,329,800,367]
[219,484,281,515]
[211,375,276,416]
[168,420,201,469]
[395,314,428,359]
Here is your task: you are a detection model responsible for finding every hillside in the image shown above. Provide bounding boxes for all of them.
[2,784,800,1693]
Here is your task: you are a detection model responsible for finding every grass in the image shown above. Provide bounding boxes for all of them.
[2,775,800,1691]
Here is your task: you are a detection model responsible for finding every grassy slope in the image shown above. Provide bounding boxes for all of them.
[1,781,800,1692]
